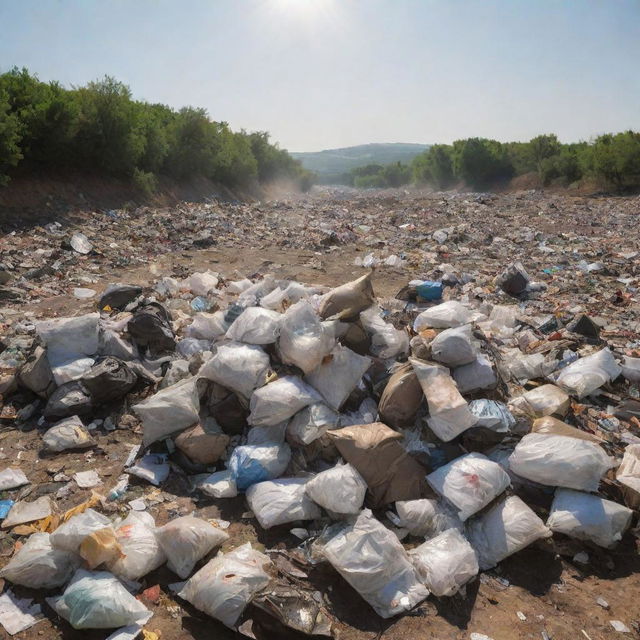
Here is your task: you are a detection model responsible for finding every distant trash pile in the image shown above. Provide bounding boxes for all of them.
[0,265,638,637]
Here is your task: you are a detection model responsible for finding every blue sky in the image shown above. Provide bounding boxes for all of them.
[1,0,638,151]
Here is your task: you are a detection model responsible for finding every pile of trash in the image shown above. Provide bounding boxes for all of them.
[0,259,639,638]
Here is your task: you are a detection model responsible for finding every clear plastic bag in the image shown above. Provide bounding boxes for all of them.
[156,515,229,579]
[225,307,281,345]
[508,433,614,492]
[427,453,511,521]
[359,306,409,359]
[409,528,478,596]
[287,403,340,445]
[248,376,322,426]
[453,354,497,394]
[305,462,367,515]
[50,509,112,552]
[556,348,622,398]
[185,271,219,296]
[520,384,570,417]
[42,416,95,452]
[227,443,291,491]
[178,542,271,628]
[185,311,229,340]
[430,324,476,367]
[468,400,515,432]
[395,498,463,538]
[413,301,473,331]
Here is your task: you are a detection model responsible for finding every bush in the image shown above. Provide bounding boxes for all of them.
[132,168,158,196]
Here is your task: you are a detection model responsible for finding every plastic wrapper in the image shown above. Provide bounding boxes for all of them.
[547,488,633,548]
[248,376,322,426]
[226,307,281,345]
[556,348,622,398]
[227,443,291,490]
[50,509,112,552]
[359,306,410,359]
[305,462,367,515]
[318,273,375,320]
[468,400,515,432]
[430,324,477,367]
[246,478,322,529]
[321,509,429,618]
[508,433,614,492]
[178,542,271,628]
[287,403,340,445]
[466,495,551,570]
[521,384,570,417]
[395,498,463,538]
[409,528,478,596]
[427,453,511,521]
[453,354,497,394]
[413,301,473,331]
[156,515,229,579]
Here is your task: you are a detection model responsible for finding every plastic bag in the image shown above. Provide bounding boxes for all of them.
[468,400,515,432]
[430,325,476,367]
[556,348,622,398]
[395,498,463,538]
[359,306,409,359]
[225,307,281,345]
[413,301,473,331]
[0,532,80,589]
[621,355,640,383]
[520,384,570,417]
[287,403,340,445]
[186,270,219,296]
[133,377,200,446]
[107,512,166,581]
[508,433,614,492]
[304,346,372,411]
[340,397,378,427]
[318,273,375,321]
[248,376,322,426]
[0,468,29,490]
[453,354,497,394]
[547,488,633,548]
[531,416,599,442]
[305,462,367,515]
[158,358,190,389]
[178,542,271,628]
[616,444,640,509]
[278,300,335,374]
[409,529,478,596]
[227,443,291,491]
[321,509,429,618]
[410,358,477,442]
[50,509,112,552]
[200,470,238,498]
[156,515,229,579]
[51,569,152,629]
[466,495,551,570]
[176,338,211,358]
[246,478,322,529]
[378,362,423,428]
[185,311,230,341]
[427,453,510,521]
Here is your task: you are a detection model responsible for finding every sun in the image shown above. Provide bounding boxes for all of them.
[268,0,336,19]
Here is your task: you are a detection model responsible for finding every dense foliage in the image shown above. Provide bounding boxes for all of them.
[0,68,312,191]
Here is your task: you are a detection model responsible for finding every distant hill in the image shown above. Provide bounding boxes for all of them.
[291,143,430,175]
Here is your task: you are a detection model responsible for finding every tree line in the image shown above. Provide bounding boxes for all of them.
[0,68,312,193]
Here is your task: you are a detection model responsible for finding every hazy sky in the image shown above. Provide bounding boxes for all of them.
[1,0,639,151]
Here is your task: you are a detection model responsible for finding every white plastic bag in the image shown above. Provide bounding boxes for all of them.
[50,569,152,629]
[617,444,640,508]
[359,306,409,359]
[413,301,473,331]
[42,416,95,452]
[247,422,287,445]
[305,346,372,411]
[427,453,510,521]
[50,509,112,552]
[278,300,334,374]
[547,489,633,548]
[508,433,614,492]
[520,384,570,417]
[410,358,477,441]
[621,356,640,383]
[409,529,478,596]
[395,498,463,538]
[248,376,322,426]
[305,462,367,515]
[0,468,29,490]
[322,509,429,618]
[0,533,80,589]
[228,443,291,490]
[430,325,476,367]
[178,542,271,628]
[185,311,229,340]
[225,307,281,345]
[200,470,238,498]
[453,354,497,394]
[556,348,622,398]
[133,377,200,446]
[156,516,229,579]
[199,342,270,398]
[466,495,551,570]
[287,403,340,445]
[185,271,219,296]
[246,478,322,529]
[107,512,166,581]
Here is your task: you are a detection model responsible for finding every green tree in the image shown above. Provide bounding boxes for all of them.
[452,138,513,190]
[413,145,454,189]
[529,134,561,174]
[0,89,22,184]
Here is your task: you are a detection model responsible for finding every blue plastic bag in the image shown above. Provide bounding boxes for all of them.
[0,499,15,519]
[416,280,443,301]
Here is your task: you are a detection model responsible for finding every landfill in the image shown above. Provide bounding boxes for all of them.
[0,188,639,639]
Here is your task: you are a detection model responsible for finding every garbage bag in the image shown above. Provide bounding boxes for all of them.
[127,302,176,354]
[98,284,142,310]
[547,489,633,548]
[340,397,379,427]
[318,272,375,320]
[79,527,123,570]
[50,509,112,552]
[395,498,463,538]
[186,270,219,296]
[531,416,599,442]
[50,569,152,629]
[185,311,230,341]
[246,478,322,529]
[430,325,476,367]
[321,509,429,618]
[247,422,287,445]
[453,354,498,394]
[287,403,340,445]
[378,362,423,428]
[248,376,322,426]
[226,307,281,345]
[427,453,511,521]
[495,262,529,296]
[410,358,477,442]
[616,444,640,509]
[0,468,29,490]
[409,528,478,597]
[508,433,614,492]
[520,384,570,417]
[178,542,271,628]
[200,469,238,498]
[44,381,93,420]
[466,495,551,570]
[278,300,335,374]
[107,511,166,580]
[556,348,622,398]
[621,355,640,383]
[81,357,138,405]
[359,306,409,359]
[304,346,372,411]
[468,400,515,432]
[227,443,291,491]
[176,338,211,358]
[0,532,80,589]
[413,301,473,331]
[98,328,138,361]
[18,346,55,397]
[42,416,95,452]
[158,358,190,389]
[327,422,428,507]
[133,377,200,446]
[156,515,229,579]
[305,462,367,515]
[199,342,270,399]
